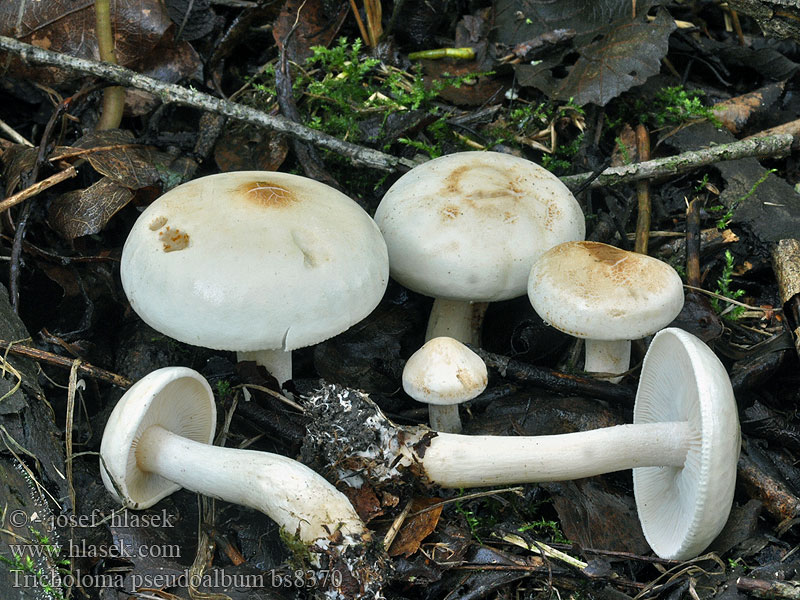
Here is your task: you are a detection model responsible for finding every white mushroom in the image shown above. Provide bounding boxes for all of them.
[307,328,740,560]
[528,241,684,381]
[99,366,367,544]
[121,171,389,384]
[402,337,488,433]
[374,152,585,345]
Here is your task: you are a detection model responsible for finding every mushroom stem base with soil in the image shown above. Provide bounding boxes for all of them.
[237,349,292,385]
[425,299,487,345]
[137,425,365,543]
[584,338,631,383]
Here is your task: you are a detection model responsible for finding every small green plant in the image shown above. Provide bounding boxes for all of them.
[216,379,232,400]
[645,86,721,128]
[454,498,484,543]
[710,250,746,321]
[708,168,776,230]
[518,518,569,544]
[0,527,70,600]
[278,528,314,571]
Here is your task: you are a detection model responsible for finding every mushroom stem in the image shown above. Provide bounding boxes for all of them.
[136,425,366,543]
[428,404,462,434]
[425,299,487,345]
[237,349,292,385]
[417,422,691,488]
[584,339,631,383]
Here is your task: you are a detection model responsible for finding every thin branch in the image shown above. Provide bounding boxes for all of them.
[561,133,793,190]
[0,35,413,172]
[0,339,132,387]
[0,166,78,214]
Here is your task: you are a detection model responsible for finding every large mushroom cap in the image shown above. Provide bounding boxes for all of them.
[528,241,684,340]
[121,171,389,352]
[100,367,216,509]
[633,328,740,560]
[374,152,585,302]
[402,337,488,405]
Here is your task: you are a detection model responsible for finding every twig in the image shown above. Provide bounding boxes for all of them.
[0,339,132,387]
[0,166,78,214]
[65,359,81,511]
[0,117,33,146]
[0,35,413,172]
[561,133,793,190]
[382,498,412,550]
[633,124,651,254]
[473,348,636,405]
[737,577,800,599]
[94,0,124,129]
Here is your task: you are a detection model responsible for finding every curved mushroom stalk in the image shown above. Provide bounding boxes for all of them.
[305,328,740,561]
[135,426,365,542]
[101,367,383,598]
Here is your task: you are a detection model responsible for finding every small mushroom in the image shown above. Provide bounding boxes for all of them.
[99,367,368,544]
[374,152,585,345]
[307,328,740,560]
[528,241,684,381]
[121,172,389,384]
[402,337,488,433]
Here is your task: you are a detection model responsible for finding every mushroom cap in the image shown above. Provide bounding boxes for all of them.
[402,337,488,405]
[374,152,585,302]
[633,328,740,560]
[100,367,216,509]
[121,171,389,352]
[528,241,684,340]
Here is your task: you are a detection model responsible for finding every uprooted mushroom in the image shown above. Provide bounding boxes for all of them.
[302,328,740,560]
[100,366,385,598]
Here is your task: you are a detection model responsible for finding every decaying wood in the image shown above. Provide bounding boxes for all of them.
[634,124,651,254]
[0,35,414,172]
[653,228,739,261]
[474,348,636,405]
[771,239,800,359]
[737,577,800,599]
[560,133,793,190]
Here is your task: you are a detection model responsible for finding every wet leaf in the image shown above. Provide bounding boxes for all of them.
[165,0,215,41]
[517,10,676,106]
[49,177,134,240]
[0,0,180,86]
[214,127,289,172]
[388,497,444,557]
[64,130,161,189]
[273,0,349,63]
[1,144,38,194]
[342,485,384,524]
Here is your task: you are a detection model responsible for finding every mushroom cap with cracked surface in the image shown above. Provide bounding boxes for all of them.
[374,152,585,302]
[121,171,389,352]
[528,241,684,341]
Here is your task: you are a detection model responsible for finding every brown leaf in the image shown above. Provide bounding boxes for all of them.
[69,130,161,189]
[388,497,443,557]
[214,127,288,172]
[272,0,349,63]
[0,0,177,86]
[49,177,134,239]
[1,145,38,195]
[610,123,638,167]
[341,485,384,524]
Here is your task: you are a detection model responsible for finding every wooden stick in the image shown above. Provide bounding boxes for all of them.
[0,166,78,214]
[0,339,131,387]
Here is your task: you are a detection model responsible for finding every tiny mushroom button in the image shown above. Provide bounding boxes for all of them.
[374,151,585,345]
[121,171,389,384]
[402,336,488,433]
[528,241,684,381]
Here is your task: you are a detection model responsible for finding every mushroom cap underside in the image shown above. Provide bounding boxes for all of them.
[99,367,216,509]
[633,328,740,560]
